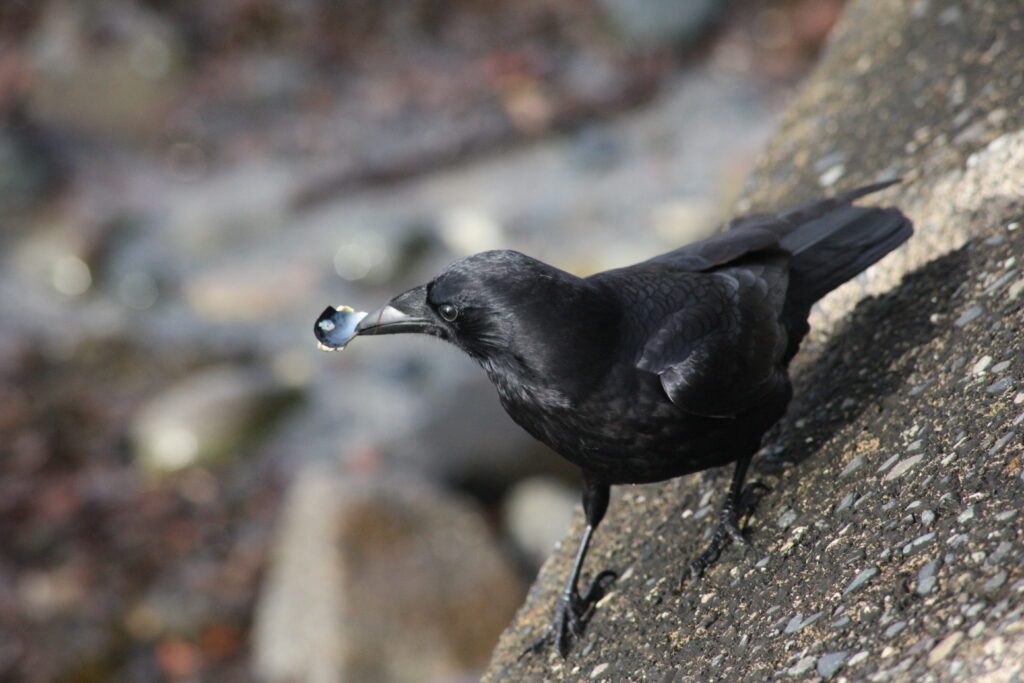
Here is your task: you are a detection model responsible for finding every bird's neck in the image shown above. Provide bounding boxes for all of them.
[475,286,621,408]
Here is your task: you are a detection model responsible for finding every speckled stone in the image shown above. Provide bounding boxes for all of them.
[843,567,878,596]
[841,455,866,478]
[817,651,848,679]
[928,632,964,665]
[917,559,941,595]
[885,454,924,480]
[986,376,1014,394]
[787,656,817,676]
[954,305,984,327]
[984,571,1008,593]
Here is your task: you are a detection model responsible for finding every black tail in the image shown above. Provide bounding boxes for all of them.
[783,205,912,309]
[776,186,912,365]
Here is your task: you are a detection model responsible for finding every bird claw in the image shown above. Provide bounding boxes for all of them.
[740,481,771,508]
[520,570,617,659]
[680,481,767,588]
[680,522,738,587]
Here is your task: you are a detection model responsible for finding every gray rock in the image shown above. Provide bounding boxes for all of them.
[597,0,723,48]
[383,373,576,491]
[958,505,976,523]
[503,477,579,570]
[885,621,907,638]
[841,455,865,478]
[254,464,524,683]
[777,508,798,529]
[877,453,900,474]
[784,614,804,634]
[815,651,847,679]
[884,454,923,480]
[834,492,857,513]
[26,2,184,137]
[989,541,1014,564]
[903,532,936,555]
[916,559,941,595]
[131,365,302,473]
[984,571,1008,593]
[954,305,984,327]
[843,567,878,596]
[787,656,817,676]
[985,376,1013,394]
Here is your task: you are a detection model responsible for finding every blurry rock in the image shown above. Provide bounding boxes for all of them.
[26,1,183,138]
[0,106,69,220]
[162,164,292,258]
[8,210,145,300]
[503,477,579,571]
[9,224,95,298]
[597,0,723,48]
[253,464,524,683]
[568,124,626,173]
[438,205,504,257]
[651,197,719,245]
[383,373,576,496]
[183,258,318,323]
[131,365,302,474]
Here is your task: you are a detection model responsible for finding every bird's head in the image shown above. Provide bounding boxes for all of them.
[318,249,619,394]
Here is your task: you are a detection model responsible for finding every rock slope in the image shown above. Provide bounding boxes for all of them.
[484,0,1024,680]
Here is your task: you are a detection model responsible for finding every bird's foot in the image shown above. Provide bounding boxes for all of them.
[680,482,768,588]
[520,570,617,659]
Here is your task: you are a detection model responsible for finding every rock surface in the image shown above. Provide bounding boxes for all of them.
[254,464,525,683]
[131,364,302,474]
[484,0,1024,679]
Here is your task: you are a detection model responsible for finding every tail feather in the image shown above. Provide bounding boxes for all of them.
[786,206,912,308]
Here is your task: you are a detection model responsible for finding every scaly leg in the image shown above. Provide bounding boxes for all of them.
[681,452,766,587]
[522,472,617,658]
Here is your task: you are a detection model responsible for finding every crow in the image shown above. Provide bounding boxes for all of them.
[314,180,912,657]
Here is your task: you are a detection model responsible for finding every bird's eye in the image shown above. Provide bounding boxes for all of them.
[438,303,459,322]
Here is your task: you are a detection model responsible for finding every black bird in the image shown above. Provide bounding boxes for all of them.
[314,180,912,657]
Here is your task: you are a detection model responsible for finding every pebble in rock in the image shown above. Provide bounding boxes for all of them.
[817,651,848,679]
[954,305,984,327]
[917,559,940,595]
[841,455,865,478]
[986,376,1014,394]
[787,656,817,677]
[843,567,878,596]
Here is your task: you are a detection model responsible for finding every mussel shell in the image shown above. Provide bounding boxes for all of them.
[314,306,367,350]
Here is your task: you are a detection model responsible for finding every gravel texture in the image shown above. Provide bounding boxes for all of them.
[485,0,1024,679]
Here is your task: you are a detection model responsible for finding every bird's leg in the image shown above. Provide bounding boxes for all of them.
[681,452,765,587]
[521,474,617,659]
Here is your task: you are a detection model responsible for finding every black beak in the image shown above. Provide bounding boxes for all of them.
[354,284,437,337]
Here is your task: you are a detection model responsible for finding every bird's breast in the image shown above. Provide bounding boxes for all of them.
[488,365,785,485]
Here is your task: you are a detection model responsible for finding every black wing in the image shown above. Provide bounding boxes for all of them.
[616,180,906,416]
[630,255,791,417]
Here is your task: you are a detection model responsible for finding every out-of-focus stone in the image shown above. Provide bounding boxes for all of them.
[26,1,183,138]
[253,463,524,683]
[0,110,68,220]
[651,198,719,245]
[503,477,579,570]
[183,258,318,323]
[597,0,723,48]
[131,365,302,473]
[382,373,576,495]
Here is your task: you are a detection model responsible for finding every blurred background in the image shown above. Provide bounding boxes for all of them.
[0,1,846,680]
